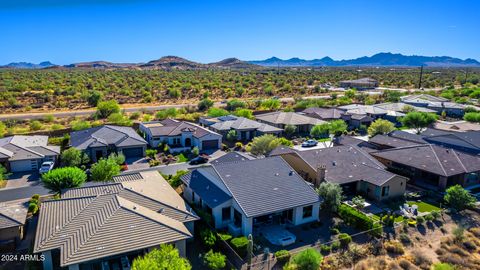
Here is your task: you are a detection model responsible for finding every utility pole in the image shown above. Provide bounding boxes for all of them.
[418,65,424,89]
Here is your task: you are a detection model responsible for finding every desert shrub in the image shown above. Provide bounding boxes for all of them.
[462,240,476,251]
[424,213,434,222]
[431,210,441,220]
[453,226,465,242]
[274,250,290,263]
[384,241,404,254]
[338,233,352,248]
[411,250,432,270]
[146,149,157,159]
[289,248,322,270]
[399,233,411,245]
[416,216,425,225]
[470,227,480,238]
[203,250,226,270]
[230,237,249,257]
[320,244,331,254]
[397,258,420,270]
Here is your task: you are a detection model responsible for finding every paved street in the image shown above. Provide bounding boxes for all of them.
[0,183,51,203]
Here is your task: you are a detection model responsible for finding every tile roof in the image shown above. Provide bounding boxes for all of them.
[432,121,480,132]
[371,144,480,177]
[0,202,28,229]
[369,134,424,148]
[290,146,397,186]
[35,171,197,266]
[255,112,326,126]
[211,157,321,217]
[209,115,283,133]
[400,94,448,102]
[0,135,60,161]
[211,151,256,164]
[373,102,436,113]
[424,130,480,149]
[143,120,219,139]
[34,194,192,267]
[302,107,345,120]
[70,125,147,150]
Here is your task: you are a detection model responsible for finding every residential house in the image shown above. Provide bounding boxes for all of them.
[0,135,60,172]
[255,112,326,134]
[339,78,378,90]
[270,145,408,201]
[371,144,480,190]
[70,125,147,162]
[421,129,480,155]
[199,115,282,141]
[139,120,222,152]
[432,120,480,133]
[180,157,321,236]
[0,202,27,252]
[301,107,345,121]
[368,130,428,150]
[400,94,480,117]
[34,171,198,270]
[211,151,255,165]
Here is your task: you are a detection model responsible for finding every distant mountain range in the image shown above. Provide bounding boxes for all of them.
[2,53,479,70]
[249,53,480,67]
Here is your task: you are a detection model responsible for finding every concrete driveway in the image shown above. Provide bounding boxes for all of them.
[6,172,41,188]
[293,141,333,151]
[125,157,150,171]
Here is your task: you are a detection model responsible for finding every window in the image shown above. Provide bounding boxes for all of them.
[382,186,390,197]
[234,209,242,227]
[222,207,231,221]
[302,205,313,219]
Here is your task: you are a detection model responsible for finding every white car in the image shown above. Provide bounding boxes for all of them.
[39,161,55,174]
[301,139,318,148]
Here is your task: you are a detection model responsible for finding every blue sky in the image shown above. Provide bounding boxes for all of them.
[0,0,478,64]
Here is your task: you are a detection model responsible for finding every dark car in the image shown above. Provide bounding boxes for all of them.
[189,156,209,165]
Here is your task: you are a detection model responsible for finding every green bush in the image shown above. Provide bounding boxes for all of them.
[217,232,232,242]
[274,250,290,263]
[432,263,455,270]
[200,229,217,248]
[320,244,331,254]
[330,227,340,235]
[338,233,352,248]
[32,194,40,201]
[203,249,226,270]
[416,216,425,225]
[146,149,157,159]
[289,248,323,270]
[331,240,340,251]
[230,236,249,257]
[431,210,441,220]
[28,202,39,214]
[96,100,120,118]
[41,167,87,193]
[338,204,374,231]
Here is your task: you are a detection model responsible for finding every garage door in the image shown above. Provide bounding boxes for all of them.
[202,140,219,150]
[122,147,144,158]
[10,159,38,172]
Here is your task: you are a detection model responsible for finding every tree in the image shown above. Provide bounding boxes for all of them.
[310,123,330,138]
[288,248,323,270]
[203,250,226,270]
[191,147,199,157]
[87,90,103,107]
[351,195,365,210]
[156,108,178,120]
[198,98,214,111]
[248,134,280,156]
[96,100,120,118]
[90,156,121,182]
[131,244,191,270]
[41,167,87,193]
[284,124,297,138]
[317,182,343,212]
[0,164,10,181]
[367,119,395,137]
[226,99,246,111]
[444,185,476,211]
[108,113,133,126]
[234,108,254,119]
[226,130,237,142]
[276,137,293,147]
[207,108,229,117]
[60,147,90,167]
[400,112,438,134]
[328,120,348,137]
[109,153,126,165]
[0,121,6,138]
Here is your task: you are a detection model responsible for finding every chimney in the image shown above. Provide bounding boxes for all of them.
[315,164,326,187]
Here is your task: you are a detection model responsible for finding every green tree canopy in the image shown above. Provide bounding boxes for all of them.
[203,250,226,270]
[317,182,343,212]
[328,120,348,137]
[207,107,229,117]
[131,244,191,270]
[41,167,87,193]
[60,147,90,167]
[444,184,476,211]
[367,119,395,137]
[96,100,121,118]
[226,130,237,142]
[233,108,254,119]
[284,124,297,138]
[310,123,330,138]
[90,155,121,182]
[248,134,280,156]
[400,112,438,134]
